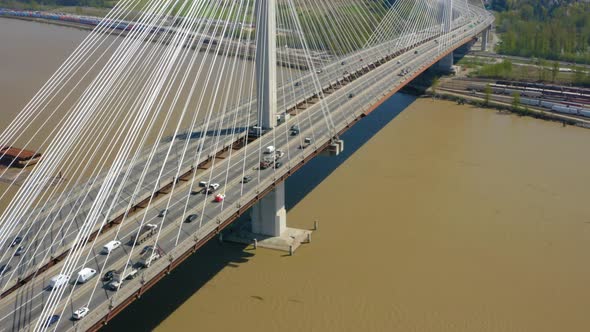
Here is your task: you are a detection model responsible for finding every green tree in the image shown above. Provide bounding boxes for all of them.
[511,91,521,112]
[551,61,559,82]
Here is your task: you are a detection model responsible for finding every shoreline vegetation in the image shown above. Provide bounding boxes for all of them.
[492,0,590,65]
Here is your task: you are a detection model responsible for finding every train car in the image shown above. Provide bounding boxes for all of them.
[552,105,578,115]
[521,98,540,107]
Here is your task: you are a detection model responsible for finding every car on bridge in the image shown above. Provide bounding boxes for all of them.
[185,214,198,223]
[103,269,116,282]
[72,307,89,320]
[101,240,121,254]
[205,183,220,193]
[49,274,70,289]
[241,175,253,183]
[14,246,24,256]
[0,264,11,274]
[44,315,59,327]
[10,236,22,247]
[214,194,225,202]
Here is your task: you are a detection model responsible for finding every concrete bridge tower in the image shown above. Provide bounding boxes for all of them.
[437,0,454,72]
[251,0,287,238]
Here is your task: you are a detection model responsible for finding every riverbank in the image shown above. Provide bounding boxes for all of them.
[155,97,590,332]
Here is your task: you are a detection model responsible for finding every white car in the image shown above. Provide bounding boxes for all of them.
[101,240,121,254]
[48,274,70,289]
[72,307,89,320]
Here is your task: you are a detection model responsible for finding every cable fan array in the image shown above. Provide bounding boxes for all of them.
[0,0,490,330]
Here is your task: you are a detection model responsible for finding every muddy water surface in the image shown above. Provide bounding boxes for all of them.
[155,98,590,332]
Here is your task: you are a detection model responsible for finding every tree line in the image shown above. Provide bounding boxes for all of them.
[493,0,590,64]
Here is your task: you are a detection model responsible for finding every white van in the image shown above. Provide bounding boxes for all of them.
[264,146,275,154]
[76,268,97,284]
[49,274,70,289]
[101,240,121,254]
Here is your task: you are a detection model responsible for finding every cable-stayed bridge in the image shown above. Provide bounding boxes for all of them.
[0,0,492,330]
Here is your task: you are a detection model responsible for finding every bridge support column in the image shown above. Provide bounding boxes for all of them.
[251,182,286,236]
[481,26,490,51]
[436,52,454,74]
[224,182,311,253]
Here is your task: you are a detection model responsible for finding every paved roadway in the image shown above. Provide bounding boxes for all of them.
[0,8,493,332]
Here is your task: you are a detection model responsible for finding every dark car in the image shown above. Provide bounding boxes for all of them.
[348,93,354,98]
[103,270,116,282]
[185,214,198,223]
[45,315,59,327]
[0,264,11,274]
[241,175,252,183]
[140,245,154,255]
[14,246,24,256]
[275,162,283,169]
[10,236,22,247]
[158,209,168,217]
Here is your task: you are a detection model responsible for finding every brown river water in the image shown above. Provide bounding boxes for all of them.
[2,17,590,332]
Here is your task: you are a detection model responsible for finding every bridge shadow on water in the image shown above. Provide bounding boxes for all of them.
[101,92,416,331]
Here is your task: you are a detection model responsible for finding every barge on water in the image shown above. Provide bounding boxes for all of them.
[0,146,42,168]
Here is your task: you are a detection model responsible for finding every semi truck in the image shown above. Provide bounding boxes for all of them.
[129,224,158,246]
[137,248,162,268]
[107,265,138,290]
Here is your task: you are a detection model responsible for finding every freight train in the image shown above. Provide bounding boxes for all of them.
[0,9,134,31]
[467,82,590,118]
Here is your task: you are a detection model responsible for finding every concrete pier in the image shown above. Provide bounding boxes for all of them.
[251,182,286,236]
[437,52,454,73]
[481,27,489,51]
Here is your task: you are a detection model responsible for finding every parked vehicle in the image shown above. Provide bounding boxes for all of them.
[76,268,97,284]
[10,236,22,247]
[101,240,121,254]
[49,274,70,289]
[129,224,158,246]
[72,307,89,320]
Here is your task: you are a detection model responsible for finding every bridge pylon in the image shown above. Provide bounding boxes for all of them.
[481,26,490,51]
[231,0,311,253]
